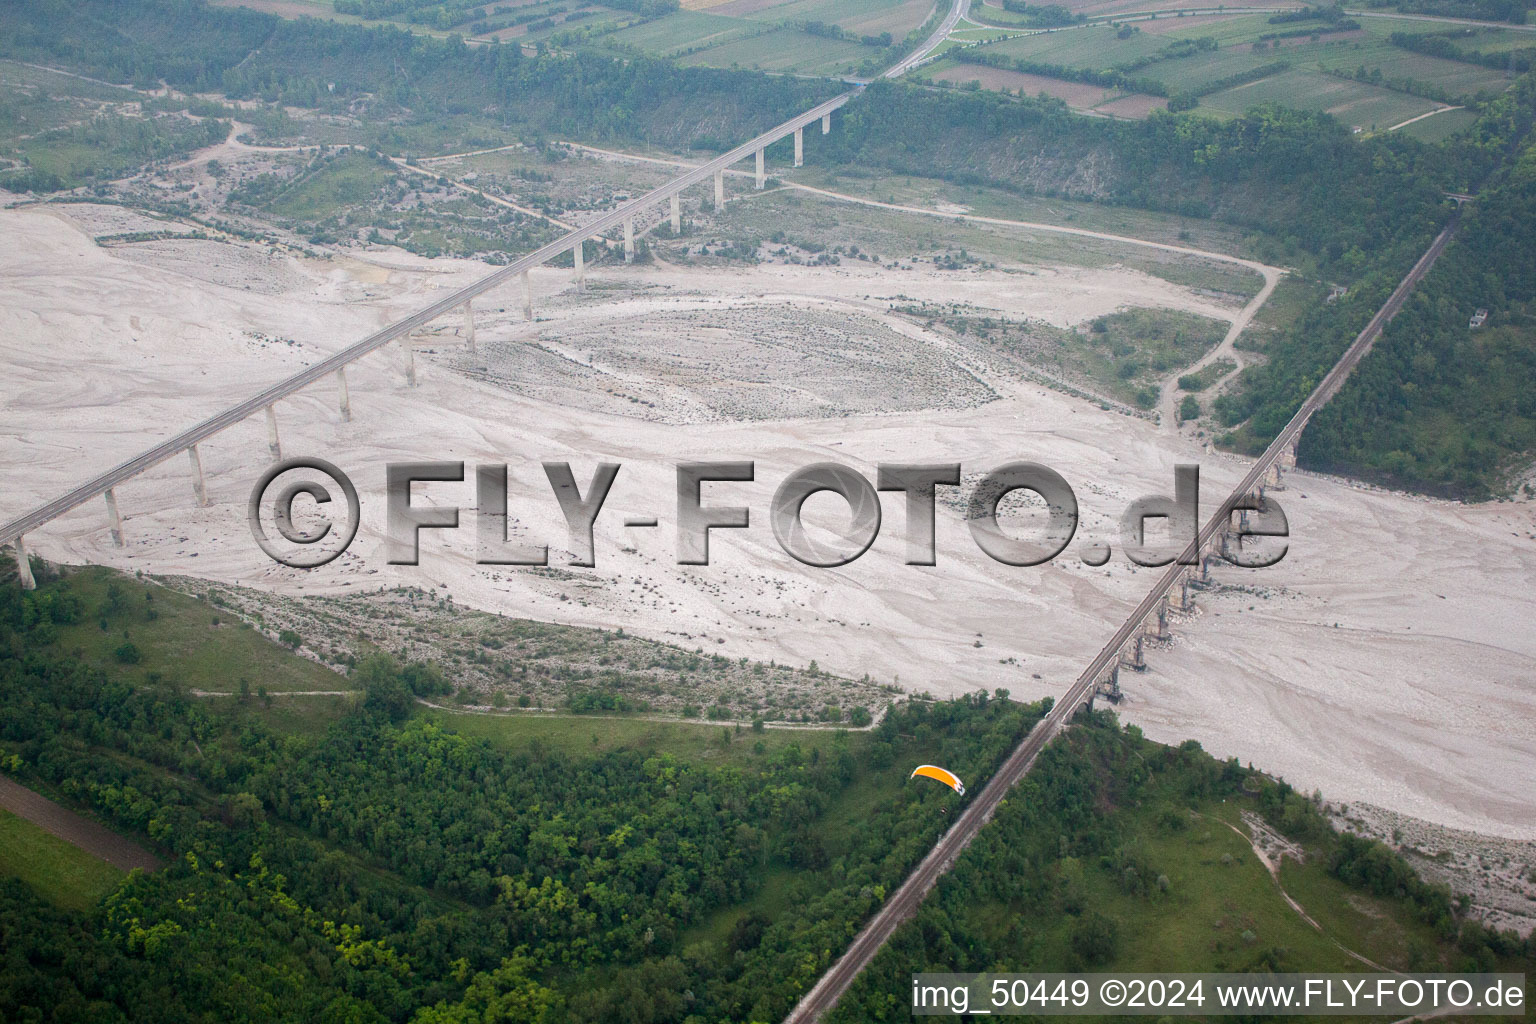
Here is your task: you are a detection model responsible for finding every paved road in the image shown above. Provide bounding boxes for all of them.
[0,776,161,873]
[0,91,853,550]
[784,212,1462,1023]
[885,0,972,78]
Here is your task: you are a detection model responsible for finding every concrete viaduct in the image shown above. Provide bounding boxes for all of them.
[0,90,854,587]
[782,209,1465,1024]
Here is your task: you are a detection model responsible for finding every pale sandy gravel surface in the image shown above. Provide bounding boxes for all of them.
[3,205,1534,845]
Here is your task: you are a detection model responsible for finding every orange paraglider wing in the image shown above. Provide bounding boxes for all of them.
[910,764,965,796]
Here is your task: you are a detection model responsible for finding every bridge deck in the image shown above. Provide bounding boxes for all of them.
[0,90,854,549]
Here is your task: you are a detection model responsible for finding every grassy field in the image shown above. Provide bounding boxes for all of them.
[1177,357,1237,392]
[261,151,396,221]
[736,0,935,36]
[677,26,875,73]
[1040,804,1365,973]
[980,24,1169,67]
[601,9,761,55]
[964,3,1039,28]
[34,567,351,698]
[1199,67,1439,129]
[596,0,927,70]
[1136,36,1510,104]
[790,164,1259,257]
[1280,855,1449,970]
[0,809,124,912]
[707,185,1267,297]
[1285,37,1511,97]
[1399,105,1480,141]
[1141,46,1288,92]
[426,704,863,765]
[1038,307,1230,409]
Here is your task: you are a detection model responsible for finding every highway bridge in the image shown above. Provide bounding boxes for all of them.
[0,90,855,583]
[1,0,1005,578]
[783,210,1464,1023]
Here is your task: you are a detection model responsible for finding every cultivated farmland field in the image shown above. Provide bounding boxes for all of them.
[980,24,1170,67]
[0,809,124,913]
[1141,47,1287,92]
[1283,37,1513,98]
[676,25,874,72]
[929,63,1126,106]
[731,0,935,36]
[1199,66,1441,128]
[602,9,763,55]
[1398,105,1480,141]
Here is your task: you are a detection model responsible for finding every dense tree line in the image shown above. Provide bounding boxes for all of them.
[1299,125,1536,494]
[0,0,837,151]
[0,569,1043,1022]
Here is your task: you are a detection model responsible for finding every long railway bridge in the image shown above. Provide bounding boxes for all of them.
[782,210,1463,1023]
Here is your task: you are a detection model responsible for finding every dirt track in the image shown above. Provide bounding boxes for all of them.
[0,775,161,873]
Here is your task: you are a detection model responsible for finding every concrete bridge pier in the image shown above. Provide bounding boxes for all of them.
[264,405,282,461]
[336,367,351,422]
[1146,595,1170,640]
[821,112,831,134]
[623,217,635,262]
[401,335,416,386]
[794,127,804,167]
[521,270,533,321]
[669,194,681,234]
[755,148,765,189]
[462,301,476,356]
[714,169,725,210]
[104,488,124,547]
[1097,665,1123,704]
[1122,633,1146,671]
[188,444,209,507]
[573,239,585,291]
[11,536,36,590]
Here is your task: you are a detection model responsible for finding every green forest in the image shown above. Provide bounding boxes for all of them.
[4,567,1532,1022]
[1301,123,1536,495]
[0,566,1041,1023]
[1217,74,1536,495]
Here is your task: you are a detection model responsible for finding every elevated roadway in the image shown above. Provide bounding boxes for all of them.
[0,91,853,556]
